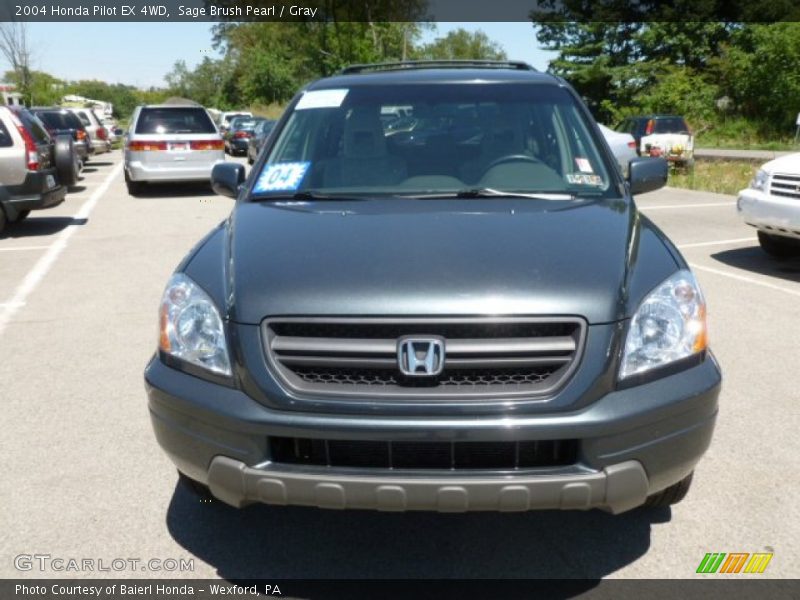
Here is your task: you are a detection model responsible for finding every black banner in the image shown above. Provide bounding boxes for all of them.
[2,579,800,600]
[2,0,800,22]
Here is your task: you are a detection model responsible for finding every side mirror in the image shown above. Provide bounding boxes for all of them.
[628,157,668,195]
[211,162,246,198]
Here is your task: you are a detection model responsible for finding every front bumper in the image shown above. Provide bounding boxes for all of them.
[146,353,721,513]
[738,189,800,239]
[228,139,250,153]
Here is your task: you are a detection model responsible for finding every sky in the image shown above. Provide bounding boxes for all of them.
[13,22,557,89]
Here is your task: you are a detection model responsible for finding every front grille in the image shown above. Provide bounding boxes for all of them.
[270,437,578,470]
[263,317,585,399]
[770,173,800,200]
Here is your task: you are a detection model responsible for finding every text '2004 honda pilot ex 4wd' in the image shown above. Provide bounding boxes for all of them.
[145,61,721,514]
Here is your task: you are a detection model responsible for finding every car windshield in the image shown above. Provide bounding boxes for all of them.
[36,111,79,130]
[230,117,260,130]
[653,118,689,134]
[253,83,615,198]
[135,107,216,135]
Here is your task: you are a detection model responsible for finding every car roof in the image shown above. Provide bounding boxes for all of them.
[307,61,560,91]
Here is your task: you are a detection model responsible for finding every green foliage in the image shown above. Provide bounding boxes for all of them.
[531,20,800,145]
[415,28,507,61]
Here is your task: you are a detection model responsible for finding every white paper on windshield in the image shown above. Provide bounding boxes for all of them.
[295,89,349,110]
[254,162,311,192]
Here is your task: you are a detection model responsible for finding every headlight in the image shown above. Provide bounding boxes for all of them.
[620,270,707,380]
[158,273,231,377]
[750,169,768,191]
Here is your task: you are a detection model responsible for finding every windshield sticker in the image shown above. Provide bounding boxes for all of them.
[295,89,349,110]
[566,173,604,186]
[575,157,594,173]
[254,162,311,193]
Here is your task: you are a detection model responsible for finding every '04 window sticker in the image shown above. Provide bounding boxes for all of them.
[254,162,311,193]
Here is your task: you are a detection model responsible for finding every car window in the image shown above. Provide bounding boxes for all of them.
[74,111,92,127]
[14,109,50,144]
[36,111,75,130]
[256,83,614,197]
[0,119,12,147]
[231,118,259,130]
[653,118,689,134]
[135,107,217,135]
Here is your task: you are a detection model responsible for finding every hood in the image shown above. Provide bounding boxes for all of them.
[214,197,649,325]
[761,152,800,174]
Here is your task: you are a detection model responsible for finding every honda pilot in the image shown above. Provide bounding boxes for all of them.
[145,61,721,514]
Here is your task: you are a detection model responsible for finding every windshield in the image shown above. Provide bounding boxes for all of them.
[253,83,615,198]
[230,117,260,130]
[653,118,690,134]
[135,107,216,135]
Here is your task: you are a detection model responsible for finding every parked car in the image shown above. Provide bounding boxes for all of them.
[123,104,225,195]
[146,60,720,514]
[737,153,800,258]
[598,123,638,178]
[0,106,70,232]
[31,107,90,166]
[617,115,694,166]
[224,116,264,156]
[246,119,276,164]
[218,111,253,134]
[66,107,110,156]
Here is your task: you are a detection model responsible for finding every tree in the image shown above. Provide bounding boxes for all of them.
[0,23,32,100]
[416,29,507,61]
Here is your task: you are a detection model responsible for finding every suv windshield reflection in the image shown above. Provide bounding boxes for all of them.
[254,83,614,198]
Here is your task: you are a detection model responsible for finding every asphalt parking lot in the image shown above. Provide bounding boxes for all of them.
[0,152,797,580]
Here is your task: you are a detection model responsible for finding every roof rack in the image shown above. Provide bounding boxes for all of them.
[339,60,536,75]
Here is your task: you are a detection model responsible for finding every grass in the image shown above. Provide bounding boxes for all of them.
[668,160,761,195]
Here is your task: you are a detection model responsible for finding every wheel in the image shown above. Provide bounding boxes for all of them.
[758,231,800,259]
[13,209,30,222]
[644,472,693,508]
[54,135,79,187]
[178,471,215,502]
[247,153,254,165]
[124,170,144,196]
[0,205,6,234]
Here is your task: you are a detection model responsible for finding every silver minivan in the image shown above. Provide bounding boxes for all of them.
[124,105,225,195]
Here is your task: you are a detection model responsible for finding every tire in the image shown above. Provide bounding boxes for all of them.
[644,472,694,508]
[0,205,6,234]
[124,170,144,196]
[178,471,215,503]
[758,231,800,259]
[54,134,79,187]
[247,153,254,165]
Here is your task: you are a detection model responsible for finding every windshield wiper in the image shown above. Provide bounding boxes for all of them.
[251,190,361,201]
[406,188,577,200]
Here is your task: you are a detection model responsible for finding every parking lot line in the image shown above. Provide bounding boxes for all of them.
[640,202,736,210]
[0,162,123,336]
[678,237,756,249]
[0,245,51,252]
[689,262,800,298]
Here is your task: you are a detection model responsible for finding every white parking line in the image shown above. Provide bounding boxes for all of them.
[689,262,800,298]
[640,202,736,210]
[0,245,51,252]
[678,237,756,249]
[0,162,123,335]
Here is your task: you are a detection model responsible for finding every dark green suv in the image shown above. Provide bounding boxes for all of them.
[146,61,720,514]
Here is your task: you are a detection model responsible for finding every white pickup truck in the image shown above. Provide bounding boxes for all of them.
[617,115,694,167]
[737,153,800,258]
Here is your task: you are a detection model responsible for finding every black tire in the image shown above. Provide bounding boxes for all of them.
[644,472,694,508]
[178,471,215,502]
[247,153,254,165]
[13,209,30,222]
[54,134,79,187]
[758,231,800,259]
[124,170,144,196]
[0,205,6,234]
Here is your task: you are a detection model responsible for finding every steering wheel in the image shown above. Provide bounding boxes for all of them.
[484,154,543,172]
